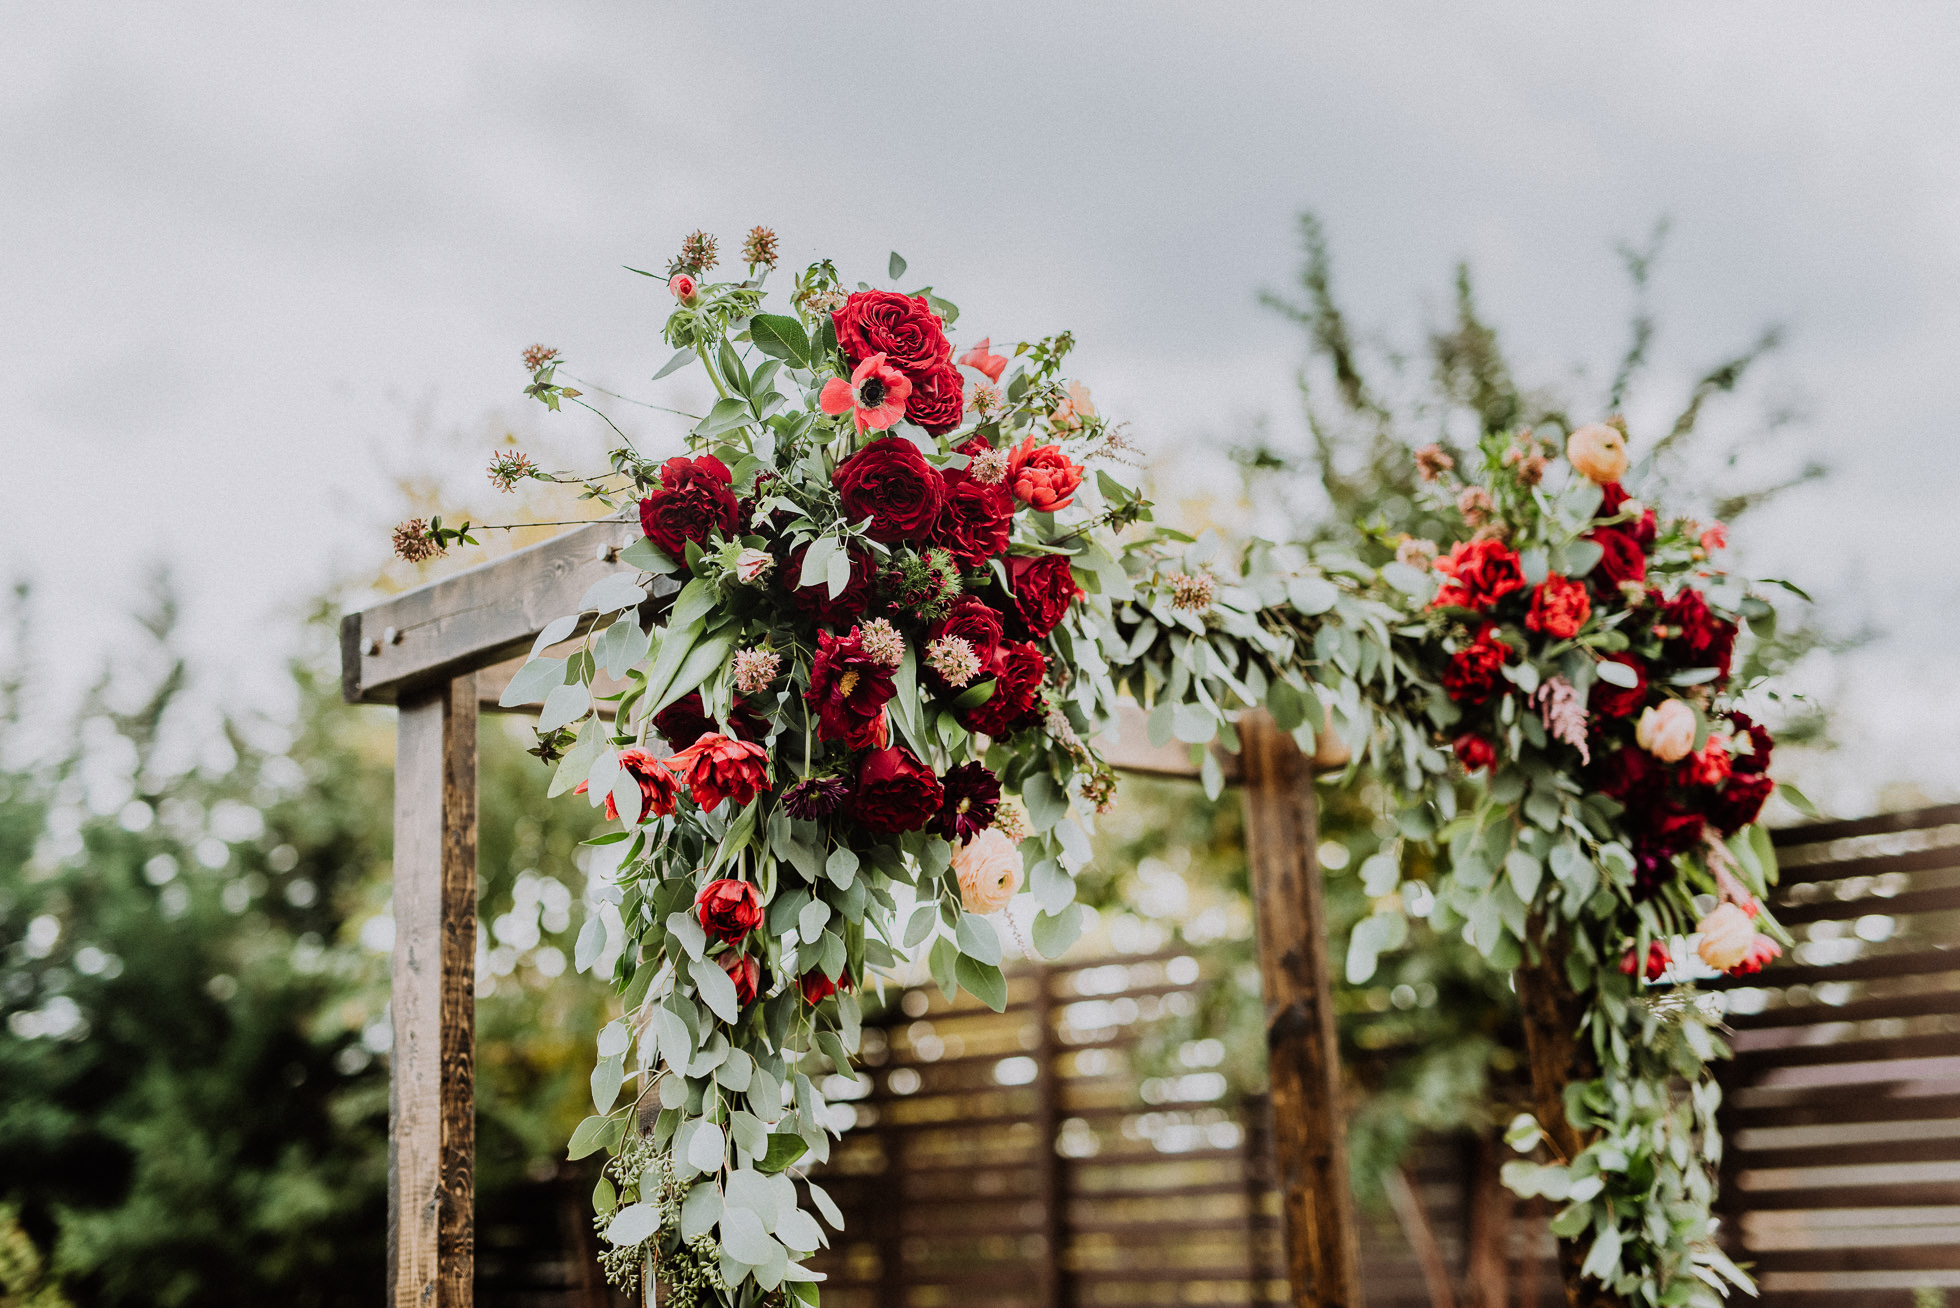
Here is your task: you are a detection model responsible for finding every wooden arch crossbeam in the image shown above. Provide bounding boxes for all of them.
[342,521,1359,1308]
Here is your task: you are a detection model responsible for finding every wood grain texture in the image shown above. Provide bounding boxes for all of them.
[1236,711,1362,1308]
[346,521,643,705]
[390,676,478,1307]
[1031,968,1070,1308]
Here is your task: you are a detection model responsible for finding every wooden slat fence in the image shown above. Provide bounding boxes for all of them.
[1713,802,1960,1305]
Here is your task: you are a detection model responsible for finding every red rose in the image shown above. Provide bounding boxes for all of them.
[851,745,945,835]
[1684,737,1733,788]
[833,437,946,543]
[957,640,1047,737]
[1431,539,1528,612]
[800,970,839,1005]
[653,691,769,750]
[1007,439,1085,513]
[1727,712,1775,776]
[1595,482,1657,548]
[719,951,762,1007]
[1007,555,1084,639]
[1620,941,1671,981]
[1658,588,1737,679]
[1640,803,1705,856]
[694,878,763,945]
[572,747,680,824]
[932,468,1012,566]
[906,362,965,435]
[805,628,897,749]
[924,598,1006,693]
[832,291,954,377]
[1441,626,1512,705]
[663,733,771,809]
[1452,733,1497,774]
[784,544,875,625]
[1592,746,1659,803]
[1703,772,1774,836]
[1590,653,1649,719]
[638,455,739,561]
[1588,526,1647,591]
[1525,574,1591,639]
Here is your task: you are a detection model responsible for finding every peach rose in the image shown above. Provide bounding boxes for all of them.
[1696,902,1755,971]
[952,828,1024,913]
[1634,700,1696,762]
[1566,423,1629,484]
[1049,381,1096,432]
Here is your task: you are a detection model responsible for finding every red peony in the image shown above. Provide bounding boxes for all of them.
[1525,574,1592,639]
[851,745,945,835]
[906,362,966,435]
[720,951,762,1007]
[1703,772,1775,836]
[638,455,739,561]
[694,878,764,945]
[1007,555,1084,638]
[800,969,839,1005]
[1431,539,1527,612]
[1588,526,1647,591]
[1441,626,1512,705]
[805,628,897,749]
[1658,588,1737,679]
[663,733,771,809]
[1452,733,1497,774]
[784,543,876,625]
[572,747,680,824]
[832,291,954,378]
[833,436,946,543]
[1006,438,1085,513]
[653,691,769,750]
[1590,653,1649,719]
[957,640,1047,737]
[932,468,1013,566]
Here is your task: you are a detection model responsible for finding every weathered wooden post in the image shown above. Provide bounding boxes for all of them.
[1237,711,1363,1307]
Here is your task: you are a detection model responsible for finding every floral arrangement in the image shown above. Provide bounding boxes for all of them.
[396,227,1794,1307]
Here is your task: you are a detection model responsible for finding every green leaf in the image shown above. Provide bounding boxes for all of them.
[1579,1219,1622,1282]
[1777,783,1823,819]
[825,846,859,889]
[694,397,752,438]
[690,954,740,1024]
[759,1133,810,1173]
[928,936,958,998]
[1266,678,1307,731]
[567,1113,625,1160]
[903,903,937,948]
[605,1201,660,1247]
[654,631,736,715]
[749,314,811,368]
[1032,905,1083,959]
[500,656,568,708]
[538,681,590,733]
[653,347,695,380]
[888,251,907,281]
[591,1053,625,1113]
[619,534,680,574]
[956,912,1002,966]
[950,678,997,710]
[955,955,1007,1011]
[1595,659,1638,688]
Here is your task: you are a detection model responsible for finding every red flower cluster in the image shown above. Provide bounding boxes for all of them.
[832,291,965,434]
[639,455,738,562]
[852,745,945,834]
[958,641,1047,737]
[833,437,946,543]
[1007,437,1085,512]
[1441,626,1513,705]
[572,747,680,824]
[1432,539,1526,612]
[653,692,769,750]
[1525,575,1591,639]
[1008,555,1085,639]
[933,467,1013,566]
[806,628,897,749]
[695,878,763,944]
[665,733,771,809]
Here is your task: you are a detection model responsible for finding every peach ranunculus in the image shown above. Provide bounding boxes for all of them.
[1695,902,1756,971]
[1634,699,1696,762]
[958,337,1008,383]
[1048,381,1095,432]
[952,828,1024,913]
[1566,422,1629,484]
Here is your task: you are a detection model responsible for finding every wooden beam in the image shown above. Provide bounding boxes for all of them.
[1237,711,1362,1308]
[344,520,643,705]
[389,675,478,1308]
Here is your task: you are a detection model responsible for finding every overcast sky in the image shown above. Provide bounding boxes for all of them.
[5,2,1956,813]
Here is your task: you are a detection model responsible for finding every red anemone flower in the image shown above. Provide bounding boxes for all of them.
[820,353,912,434]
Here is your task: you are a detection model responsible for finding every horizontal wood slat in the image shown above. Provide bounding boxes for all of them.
[1703,949,1960,991]
[1773,882,1960,924]
[1773,845,1960,888]
[1725,1094,1960,1129]
[1771,804,1960,848]
[1726,989,1960,1030]
[1730,1032,1960,1070]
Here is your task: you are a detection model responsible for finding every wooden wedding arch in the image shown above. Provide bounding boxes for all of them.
[341,520,1362,1308]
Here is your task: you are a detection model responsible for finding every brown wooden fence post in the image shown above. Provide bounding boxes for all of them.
[1237,711,1362,1307]
[389,674,479,1307]
[1032,965,1071,1308]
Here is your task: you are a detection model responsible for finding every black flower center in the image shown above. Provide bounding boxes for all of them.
[858,378,886,407]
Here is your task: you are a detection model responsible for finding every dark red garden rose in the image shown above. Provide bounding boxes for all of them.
[1452,733,1497,774]
[1431,539,1527,612]
[1726,712,1775,776]
[1007,555,1085,639]
[1593,745,1660,804]
[1588,526,1647,591]
[832,291,954,377]
[931,468,1012,566]
[805,628,896,749]
[572,747,680,824]
[1595,482,1656,548]
[906,361,966,435]
[1703,772,1775,836]
[928,597,1005,668]
[784,543,876,625]
[1639,803,1705,856]
[1590,653,1650,719]
[720,951,762,1007]
[833,437,946,543]
[957,641,1047,737]
[851,745,945,835]
[800,969,839,1005]
[663,734,771,809]
[931,761,1002,843]
[1657,588,1737,679]
[638,455,739,561]
[694,878,763,945]
[1441,626,1512,705]
[653,691,769,750]
[782,776,851,821]
[1525,574,1591,639]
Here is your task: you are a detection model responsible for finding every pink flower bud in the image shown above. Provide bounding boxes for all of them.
[734,547,774,584]
[668,273,698,303]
